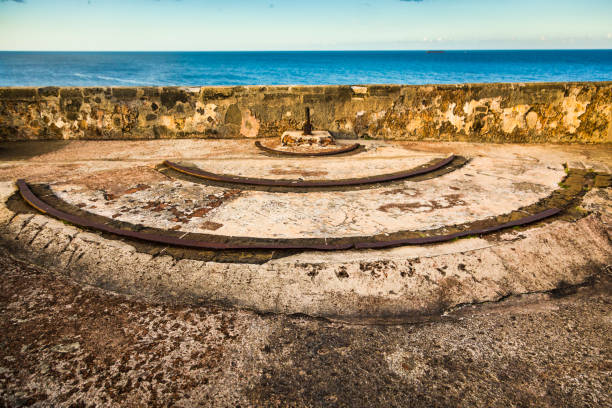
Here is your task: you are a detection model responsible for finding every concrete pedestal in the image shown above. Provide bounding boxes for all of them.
[281,130,335,147]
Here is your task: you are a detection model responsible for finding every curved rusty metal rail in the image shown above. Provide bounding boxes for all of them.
[163,155,457,188]
[17,179,561,251]
[254,141,362,157]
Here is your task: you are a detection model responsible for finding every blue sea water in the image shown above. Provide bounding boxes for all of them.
[0,50,611,86]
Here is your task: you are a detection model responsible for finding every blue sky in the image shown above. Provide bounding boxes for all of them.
[1,0,611,50]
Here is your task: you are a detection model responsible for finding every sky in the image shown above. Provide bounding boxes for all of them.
[0,0,611,51]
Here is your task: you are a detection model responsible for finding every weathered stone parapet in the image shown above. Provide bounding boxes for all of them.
[1,82,611,143]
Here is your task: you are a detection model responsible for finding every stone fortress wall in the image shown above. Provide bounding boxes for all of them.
[1,82,611,143]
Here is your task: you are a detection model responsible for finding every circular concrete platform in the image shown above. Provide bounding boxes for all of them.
[0,139,610,323]
[45,157,563,239]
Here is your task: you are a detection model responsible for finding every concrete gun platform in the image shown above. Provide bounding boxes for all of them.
[0,139,610,322]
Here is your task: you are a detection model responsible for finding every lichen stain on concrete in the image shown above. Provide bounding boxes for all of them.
[501,105,531,134]
[225,104,242,126]
[511,181,549,193]
[442,103,466,133]
[240,109,260,138]
[561,89,589,133]
[268,168,328,177]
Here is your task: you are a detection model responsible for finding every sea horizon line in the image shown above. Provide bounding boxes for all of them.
[1,49,612,53]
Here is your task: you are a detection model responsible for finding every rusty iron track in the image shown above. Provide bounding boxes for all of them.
[254,141,362,157]
[163,155,457,188]
[17,179,561,251]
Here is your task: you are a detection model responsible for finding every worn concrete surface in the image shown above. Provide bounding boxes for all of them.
[51,157,562,238]
[1,139,610,170]
[1,83,612,143]
[0,249,611,407]
[169,145,442,180]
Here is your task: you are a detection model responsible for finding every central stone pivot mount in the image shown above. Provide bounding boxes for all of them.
[281,107,335,147]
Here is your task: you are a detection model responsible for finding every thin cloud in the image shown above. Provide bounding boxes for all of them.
[0,0,26,3]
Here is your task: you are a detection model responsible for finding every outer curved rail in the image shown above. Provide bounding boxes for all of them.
[163,155,457,188]
[254,141,362,157]
[17,179,561,251]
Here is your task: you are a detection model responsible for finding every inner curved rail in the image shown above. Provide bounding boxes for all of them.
[17,179,561,251]
[163,155,456,188]
[254,141,362,157]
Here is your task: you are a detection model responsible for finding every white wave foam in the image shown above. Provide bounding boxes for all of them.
[96,75,156,85]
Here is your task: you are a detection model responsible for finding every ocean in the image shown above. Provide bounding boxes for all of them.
[1,50,611,86]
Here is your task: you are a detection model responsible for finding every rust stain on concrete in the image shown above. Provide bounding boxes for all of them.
[378,194,467,214]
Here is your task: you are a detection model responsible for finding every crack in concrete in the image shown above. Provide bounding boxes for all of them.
[26,222,47,246]
[58,233,77,255]
[41,238,54,251]
[13,215,35,240]
[74,251,85,264]
[2,213,19,231]
[65,247,80,268]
